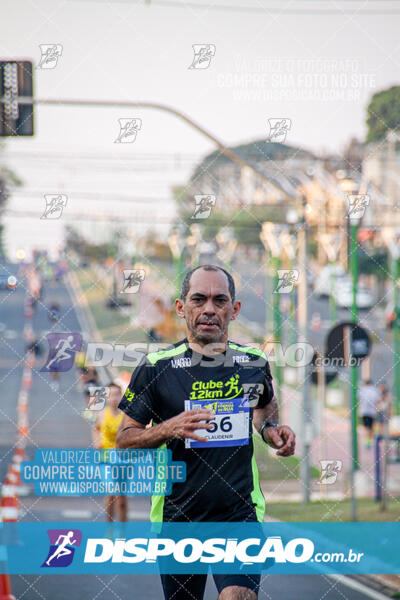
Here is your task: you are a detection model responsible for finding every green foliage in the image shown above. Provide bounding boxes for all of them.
[366,86,400,143]
[308,234,318,259]
[172,186,287,247]
[230,206,287,246]
[358,247,388,280]
[65,226,116,262]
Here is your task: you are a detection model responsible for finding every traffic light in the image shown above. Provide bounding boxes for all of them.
[0,60,34,136]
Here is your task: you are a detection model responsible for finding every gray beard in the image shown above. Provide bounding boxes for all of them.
[190,327,223,345]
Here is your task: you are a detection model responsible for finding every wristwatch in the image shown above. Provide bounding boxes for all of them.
[260,421,279,444]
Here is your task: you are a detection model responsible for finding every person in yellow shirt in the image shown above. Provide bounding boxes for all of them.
[93,382,127,522]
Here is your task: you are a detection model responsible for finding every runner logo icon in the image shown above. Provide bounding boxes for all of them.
[41,333,82,372]
[42,529,82,567]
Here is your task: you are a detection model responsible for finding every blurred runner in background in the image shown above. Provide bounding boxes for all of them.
[376,382,392,436]
[93,382,127,522]
[359,379,380,449]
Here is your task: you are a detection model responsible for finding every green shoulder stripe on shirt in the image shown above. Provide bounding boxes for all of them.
[150,442,167,523]
[146,342,188,365]
[228,341,268,362]
[251,449,266,522]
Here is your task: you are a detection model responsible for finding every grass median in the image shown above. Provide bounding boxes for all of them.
[265,496,400,522]
[254,434,320,481]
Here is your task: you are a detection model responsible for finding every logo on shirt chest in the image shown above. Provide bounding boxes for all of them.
[189,373,242,400]
[171,357,192,368]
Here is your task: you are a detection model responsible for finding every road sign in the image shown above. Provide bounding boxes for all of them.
[310,352,338,385]
[326,321,371,365]
[0,60,34,136]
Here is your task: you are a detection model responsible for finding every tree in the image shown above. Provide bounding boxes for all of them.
[366,86,400,143]
[65,226,116,262]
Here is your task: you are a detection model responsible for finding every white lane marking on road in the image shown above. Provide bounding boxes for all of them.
[4,330,18,339]
[328,575,392,600]
[61,509,93,519]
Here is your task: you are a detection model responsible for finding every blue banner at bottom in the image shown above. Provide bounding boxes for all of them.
[0,522,399,575]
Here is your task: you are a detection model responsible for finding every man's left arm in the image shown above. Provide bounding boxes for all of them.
[253,397,296,457]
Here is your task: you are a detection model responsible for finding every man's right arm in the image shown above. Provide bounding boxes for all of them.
[116,414,168,449]
[115,410,214,449]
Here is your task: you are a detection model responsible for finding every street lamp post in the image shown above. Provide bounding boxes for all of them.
[282,212,299,346]
[297,198,312,504]
[349,216,359,472]
[318,233,344,326]
[282,201,312,503]
[260,223,287,405]
[340,183,368,476]
[394,256,400,416]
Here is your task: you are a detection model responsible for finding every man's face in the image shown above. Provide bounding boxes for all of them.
[175,268,241,345]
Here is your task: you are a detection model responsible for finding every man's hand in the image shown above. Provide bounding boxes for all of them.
[163,409,214,443]
[263,425,296,456]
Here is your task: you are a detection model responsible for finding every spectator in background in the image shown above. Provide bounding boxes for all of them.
[80,367,100,421]
[359,379,380,449]
[92,382,127,523]
[376,382,392,436]
[48,302,60,323]
[79,367,99,398]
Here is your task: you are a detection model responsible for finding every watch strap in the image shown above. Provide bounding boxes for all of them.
[260,421,279,443]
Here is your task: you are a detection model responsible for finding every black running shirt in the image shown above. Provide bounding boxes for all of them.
[118,337,274,523]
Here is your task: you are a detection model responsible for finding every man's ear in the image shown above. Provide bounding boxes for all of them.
[175,298,185,318]
[230,300,241,320]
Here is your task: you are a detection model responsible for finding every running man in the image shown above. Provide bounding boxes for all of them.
[45,531,77,566]
[359,379,380,449]
[116,265,295,600]
[93,382,127,522]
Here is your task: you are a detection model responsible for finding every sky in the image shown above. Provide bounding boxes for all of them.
[2,0,400,153]
[1,0,400,256]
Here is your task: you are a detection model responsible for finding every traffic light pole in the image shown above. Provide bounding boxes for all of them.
[30,98,279,190]
[329,263,337,325]
[273,256,282,402]
[298,202,311,504]
[350,223,359,471]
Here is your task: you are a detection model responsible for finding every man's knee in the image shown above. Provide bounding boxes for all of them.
[218,586,257,600]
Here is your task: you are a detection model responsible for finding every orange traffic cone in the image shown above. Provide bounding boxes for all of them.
[17,413,29,438]
[0,502,16,600]
[26,350,35,368]
[7,462,28,498]
[24,300,33,319]
[17,389,28,411]
[0,485,19,522]
[21,367,32,389]
[13,446,26,463]
[7,464,21,488]
[4,468,17,488]
[0,573,16,600]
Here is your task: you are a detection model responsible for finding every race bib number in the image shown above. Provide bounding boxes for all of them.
[184,397,250,449]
